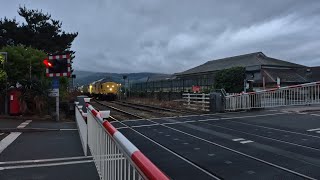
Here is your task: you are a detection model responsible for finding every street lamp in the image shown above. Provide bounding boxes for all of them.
[0,52,8,114]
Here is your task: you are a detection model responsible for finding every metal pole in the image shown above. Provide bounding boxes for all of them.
[1,52,8,115]
[56,95,59,121]
[5,53,7,114]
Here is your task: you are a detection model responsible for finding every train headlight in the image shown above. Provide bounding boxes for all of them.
[110,88,112,91]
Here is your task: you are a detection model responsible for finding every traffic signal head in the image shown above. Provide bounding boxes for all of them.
[44,54,71,77]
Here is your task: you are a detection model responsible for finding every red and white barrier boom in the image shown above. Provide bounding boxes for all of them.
[75,98,169,180]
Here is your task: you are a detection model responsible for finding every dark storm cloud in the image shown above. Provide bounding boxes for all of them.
[1,0,320,73]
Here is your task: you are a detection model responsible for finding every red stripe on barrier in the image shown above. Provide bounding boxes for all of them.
[131,151,169,180]
[86,103,90,107]
[91,109,98,117]
[102,121,117,136]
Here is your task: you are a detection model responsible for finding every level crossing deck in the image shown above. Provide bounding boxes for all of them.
[112,109,320,180]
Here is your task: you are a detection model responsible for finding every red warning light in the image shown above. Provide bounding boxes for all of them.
[43,59,53,68]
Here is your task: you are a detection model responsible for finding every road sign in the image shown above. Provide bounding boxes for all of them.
[52,78,60,89]
[49,88,59,97]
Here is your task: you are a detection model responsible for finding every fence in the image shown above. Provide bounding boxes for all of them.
[131,77,215,93]
[75,101,169,180]
[225,81,320,111]
[183,93,210,111]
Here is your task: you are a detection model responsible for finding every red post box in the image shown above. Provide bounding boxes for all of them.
[9,88,21,115]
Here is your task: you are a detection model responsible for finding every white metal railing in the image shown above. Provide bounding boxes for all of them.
[75,101,169,180]
[225,81,320,111]
[75,103,88,156]
[183,93,210,111]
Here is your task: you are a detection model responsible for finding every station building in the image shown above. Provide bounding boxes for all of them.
[131,52,319,93]
[175,52,315,91]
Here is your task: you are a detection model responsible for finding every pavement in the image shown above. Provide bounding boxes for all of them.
[112,107,320,180]
[0,119,99,180]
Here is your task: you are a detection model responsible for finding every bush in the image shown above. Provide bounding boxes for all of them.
[214,66,245,93]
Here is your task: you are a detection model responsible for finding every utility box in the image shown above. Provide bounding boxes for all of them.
[209,92,225,113]
[77,95,88,113]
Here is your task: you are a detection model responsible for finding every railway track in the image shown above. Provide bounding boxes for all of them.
[118,101,199,115]
[91,100,194,120]
[91,100,144,120]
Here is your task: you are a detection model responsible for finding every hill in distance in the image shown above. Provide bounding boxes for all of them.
[74,70,171,86]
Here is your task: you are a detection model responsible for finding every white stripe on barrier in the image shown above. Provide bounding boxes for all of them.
[113,131,139,156]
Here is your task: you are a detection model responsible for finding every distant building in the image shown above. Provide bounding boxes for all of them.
[175,52,314,91]
[131,52,319,94]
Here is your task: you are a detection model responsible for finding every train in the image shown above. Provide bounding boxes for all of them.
[80,78,121,101]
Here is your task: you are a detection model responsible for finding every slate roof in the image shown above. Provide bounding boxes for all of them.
[176,52,305,76]
[309,67,320,81]
[262,68,308,83]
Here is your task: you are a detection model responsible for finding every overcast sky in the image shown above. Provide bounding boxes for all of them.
[1,0,320,73]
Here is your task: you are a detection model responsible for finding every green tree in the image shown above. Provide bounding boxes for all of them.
[214,66,246,93]
[0,6,78,54]
[0,45,47,84]
[0,46,51,115]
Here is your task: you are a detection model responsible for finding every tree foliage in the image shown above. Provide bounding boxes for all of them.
[0,45,47,84]
[214,67,246,93]
[0,6,78,54]
[0,7,78,115]
[0,54,6,82]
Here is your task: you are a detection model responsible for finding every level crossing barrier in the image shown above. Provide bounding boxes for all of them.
[75,102,88,156]
[225,81,320,111]
[183,93,210,111]
[75,100,169,180]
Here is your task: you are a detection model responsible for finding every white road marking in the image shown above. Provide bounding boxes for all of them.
[0,133,4,136]
[115,121,221,179]
[0,160,94,170]
[240,140,254,144]
[59,129,78,131]
[226,120,320,139]
[307,128,320,132]
[0,132,21,154]
[0,155,93,165]
[316,131,320,134]
[159,124,316,180]
[310,114,320,117]
[232,138,245,141]
[0,120,32,154]
[208,153,215,156]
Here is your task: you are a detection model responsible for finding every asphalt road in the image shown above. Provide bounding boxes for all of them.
[0,119,99,180]
[114,109,320,180]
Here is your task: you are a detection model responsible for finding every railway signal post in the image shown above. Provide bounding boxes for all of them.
[44,54,72,121]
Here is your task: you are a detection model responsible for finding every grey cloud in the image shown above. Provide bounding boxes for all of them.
[1,0,320,73]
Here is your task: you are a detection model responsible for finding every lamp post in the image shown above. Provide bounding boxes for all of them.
[0,52,8,114]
